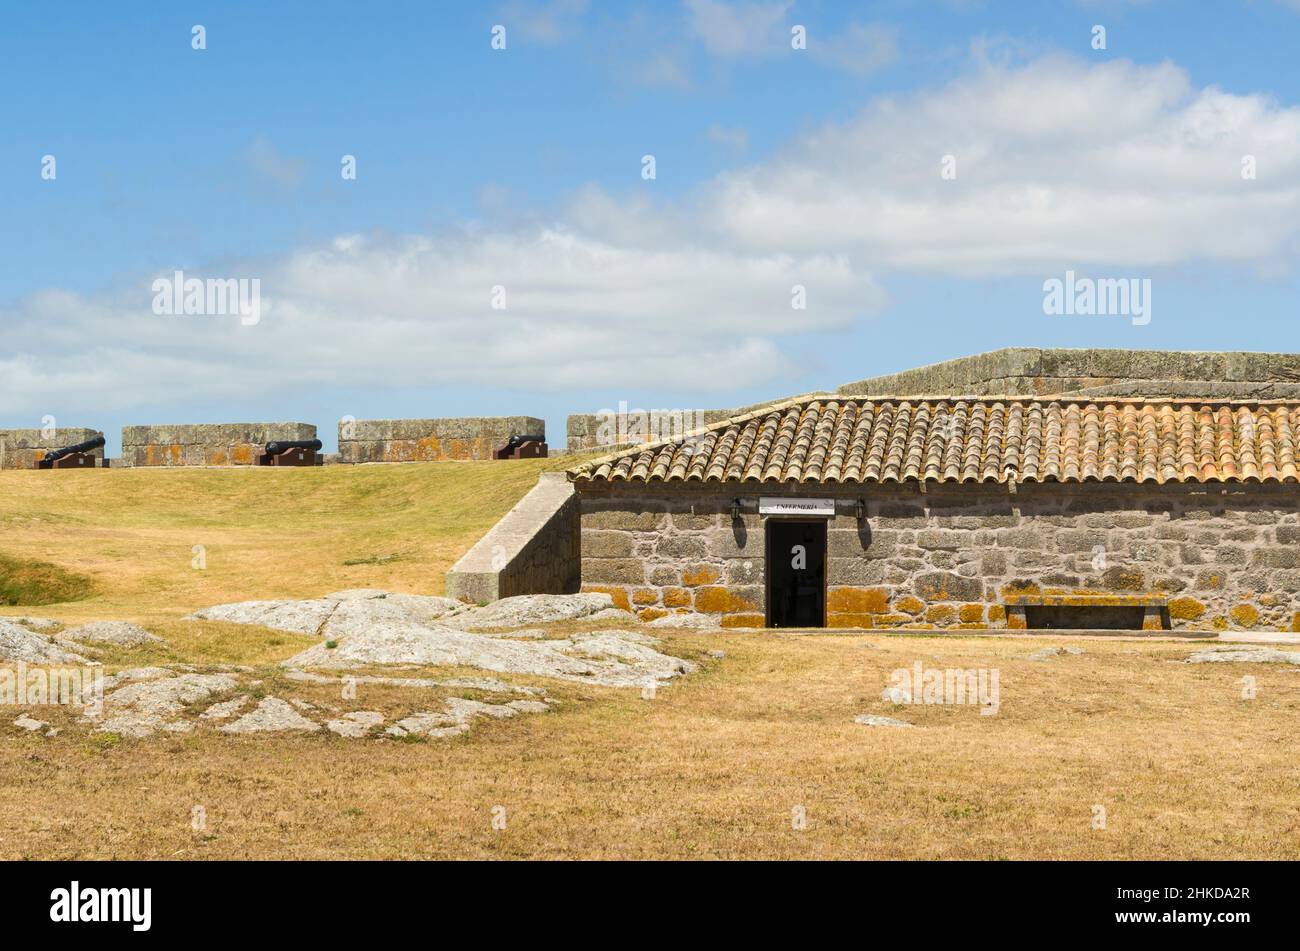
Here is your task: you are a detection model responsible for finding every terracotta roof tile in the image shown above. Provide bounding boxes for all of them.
[570,396,1300,486]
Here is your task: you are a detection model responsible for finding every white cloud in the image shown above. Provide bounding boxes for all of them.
[810,22,900,77]
[706,55,1300,273]
[0,226,878,415]
[685,0,791,57]
[244,136,306,189]
[7,54,1300,415]
[706,123,750,153]
[497,0,589,44]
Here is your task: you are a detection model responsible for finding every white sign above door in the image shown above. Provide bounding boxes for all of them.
[758,497,836,516]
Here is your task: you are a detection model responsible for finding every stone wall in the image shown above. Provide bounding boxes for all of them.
[120,423,316,467]
[446,472,579,602]
[566,409,740,451]
[339,417,544,463]
[0,429,103,469]
[837,348,1300,398]
[575,482,1300,632]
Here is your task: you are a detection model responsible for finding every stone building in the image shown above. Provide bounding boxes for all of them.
[565,349,1300,633]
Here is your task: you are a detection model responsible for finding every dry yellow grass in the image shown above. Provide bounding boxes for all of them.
[2,463,1300,859]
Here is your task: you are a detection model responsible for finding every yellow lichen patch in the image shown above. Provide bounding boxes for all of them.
[987,604,1006,623]
[1168,597,1206,621]
[694,586,758,614]
[871,613,912,626]
[925,604,956,624]
[662,587,691,608]
[681,565,721,587]
[1293,612,1300,633]
[1211,615,1229,631]
[827,587,889,614]
[230,444,254,465]
[637,607,668,622]
[1001,581,1040,598]
[581,584,629,611]
[827,613,875,629]
[720,613,764,629]
[894,595,924,615]
[1230,603,1260,627]
[956,623,987,630]
[958,603,984,623]
[631,588,658,605]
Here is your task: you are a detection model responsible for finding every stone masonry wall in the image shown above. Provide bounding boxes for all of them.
[837,348,1300,399]
[339,417,544,463]
[576,482,1300,632]
[566,410,739,451]
[120,423,316,467]
[446,472,579,602]
[0,428,103,469]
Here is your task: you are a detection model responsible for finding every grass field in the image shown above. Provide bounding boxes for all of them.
[3,462,1300,859]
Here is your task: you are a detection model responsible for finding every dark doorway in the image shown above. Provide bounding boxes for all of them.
[765,519,827,628]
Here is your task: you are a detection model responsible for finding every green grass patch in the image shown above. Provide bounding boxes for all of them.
[0,552,96,606]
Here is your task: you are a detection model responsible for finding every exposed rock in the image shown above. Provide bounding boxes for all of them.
[854,713,915,728]
[220,697,320,733]
[188,590,469,638]
[199,697,249,720]
[706,649,727,659]
[188,598,339,636]
[646,613,720,629]
[326,710,385,737]
[1027,646,1085,660]
[325,590,468,625]
[282,669,542,695]
[386,712,465,739]
[583,608,639,623]
[60,621,164,648]
[285,622,695,688]
[881,685,912,704]
[386,695,549,739]
[0,619,90,664]
[1186,646,1300,665]
[102,667,174,690]
[443,593,617,630]
[485,627,547,639]
[6,617,62,634]
[91,673,238,737]
[13,714,48,732]
[506,699,550,714]
[443,697,522,721]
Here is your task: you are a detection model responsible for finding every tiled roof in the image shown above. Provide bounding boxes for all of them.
[569,396,1300,485]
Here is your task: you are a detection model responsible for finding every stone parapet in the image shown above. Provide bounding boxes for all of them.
[837,348,1300,398]
[120,423,316,467]
[338,416,543,463]
[0,428,103,469]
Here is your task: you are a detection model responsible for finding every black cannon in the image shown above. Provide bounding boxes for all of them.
[494,433,547,460]
[38,435,109,469]
[258,438,323,467]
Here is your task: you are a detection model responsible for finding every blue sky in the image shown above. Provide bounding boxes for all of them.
[2,0,1299,451]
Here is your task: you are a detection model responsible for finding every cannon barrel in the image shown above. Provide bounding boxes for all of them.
[506,434,546,448]
[265,438,323,456]
[43,435,106,463]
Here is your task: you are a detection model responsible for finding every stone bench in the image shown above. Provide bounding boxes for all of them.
[1003,593,1168,631]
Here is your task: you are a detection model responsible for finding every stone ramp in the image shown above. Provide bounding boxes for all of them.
[445,472,578,602]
